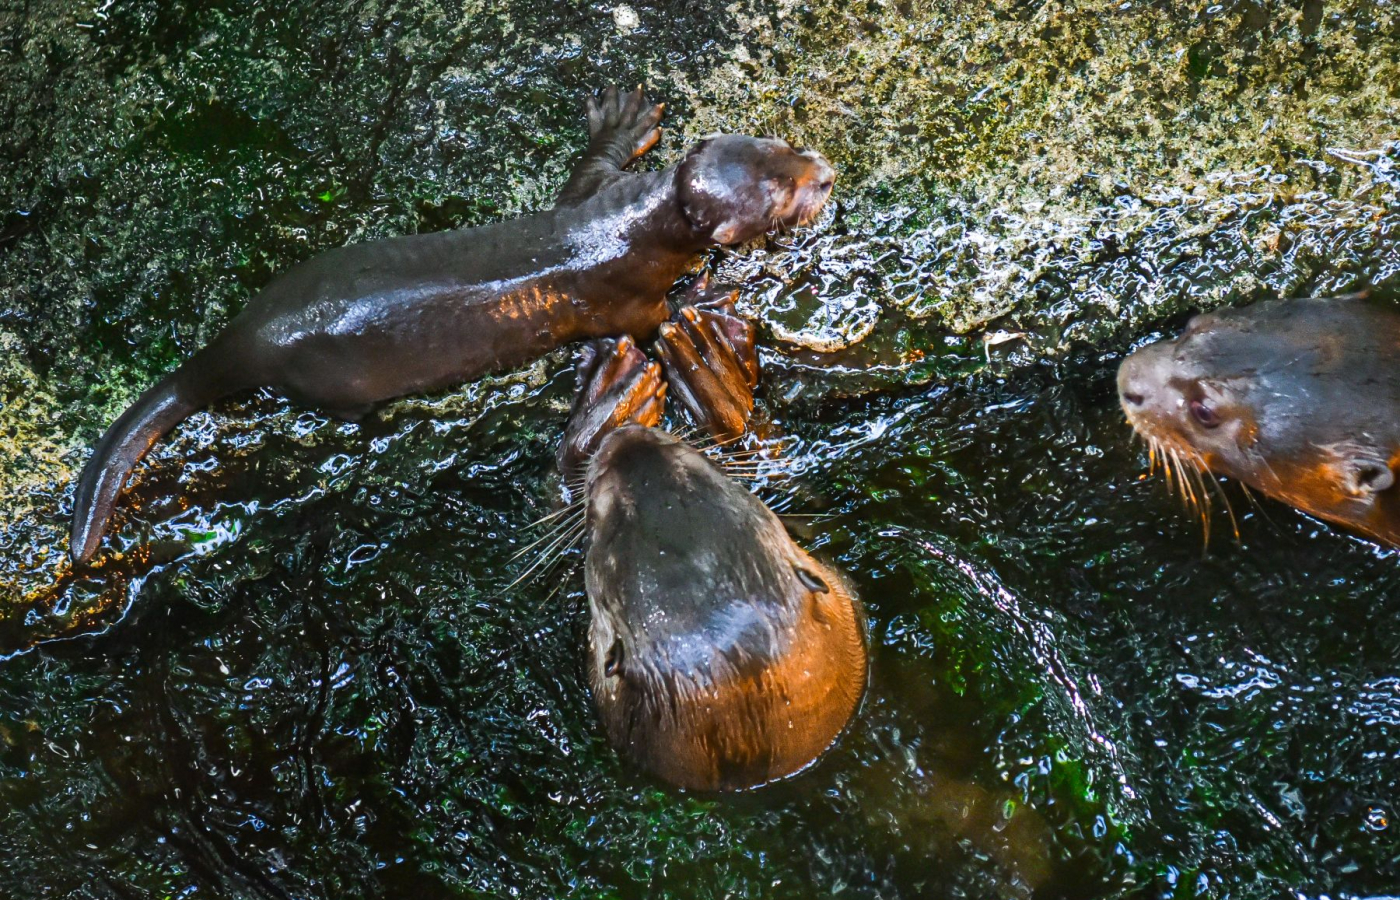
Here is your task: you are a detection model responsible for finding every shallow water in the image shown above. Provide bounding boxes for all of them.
[2,1,1399,897]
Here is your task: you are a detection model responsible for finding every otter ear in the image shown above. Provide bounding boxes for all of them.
[1341,456,1395,501]
[676,140,751,245]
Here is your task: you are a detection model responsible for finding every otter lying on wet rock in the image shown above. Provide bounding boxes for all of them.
[556,296,866,791]
[1118,296,1400,547]
[70,85,836,564]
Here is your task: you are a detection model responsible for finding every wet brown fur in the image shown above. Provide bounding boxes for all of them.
[1119,296,1400,547]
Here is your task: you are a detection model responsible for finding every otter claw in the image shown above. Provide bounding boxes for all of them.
[585,84,664,166]
[560,337,667,474]
[655,293,759,441]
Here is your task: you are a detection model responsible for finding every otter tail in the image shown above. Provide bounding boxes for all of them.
[70,341,248,564]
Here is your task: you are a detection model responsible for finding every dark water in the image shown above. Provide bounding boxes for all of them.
[2,1,1399,898]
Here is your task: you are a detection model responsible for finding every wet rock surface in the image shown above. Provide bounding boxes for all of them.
[1,1,1397,897]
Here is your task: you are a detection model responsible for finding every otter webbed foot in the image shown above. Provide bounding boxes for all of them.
[557,85,664,205]
[655,279,759,442]
[587,85,664,168]
[558,336,667,476]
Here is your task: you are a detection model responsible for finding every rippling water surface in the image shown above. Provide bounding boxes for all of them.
[1,1,1398,897]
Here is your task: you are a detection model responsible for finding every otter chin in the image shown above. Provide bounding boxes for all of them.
[1118,296,1400,547]
[582,427,867,791]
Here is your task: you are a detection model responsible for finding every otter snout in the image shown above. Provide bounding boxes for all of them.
[1118,343,1172,423]
[584,425,700,531]
[792,150,837,225]
[586,425,680,493]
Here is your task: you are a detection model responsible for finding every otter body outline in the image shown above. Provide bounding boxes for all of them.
[554,310,865,791]
[70,87,835,564]
[1119,295,1400,547]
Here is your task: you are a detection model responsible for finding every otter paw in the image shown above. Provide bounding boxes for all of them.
[655,287,759,441]
[559,336,667,475]
[585,85,664,167]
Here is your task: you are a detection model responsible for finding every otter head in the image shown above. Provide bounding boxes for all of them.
[1118,297,1400,545]
[583,426,867,790]
[676,135,837,245]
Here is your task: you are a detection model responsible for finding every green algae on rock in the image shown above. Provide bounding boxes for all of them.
[675,0,1399,355]
[1,1,1399,898]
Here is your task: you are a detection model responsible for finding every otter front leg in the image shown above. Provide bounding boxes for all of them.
[654,282,759,441]
[556,85,665,206]
[558,336,667,475]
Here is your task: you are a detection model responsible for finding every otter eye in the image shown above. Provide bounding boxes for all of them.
[1189,399,1220,428]
[603,640,624,677]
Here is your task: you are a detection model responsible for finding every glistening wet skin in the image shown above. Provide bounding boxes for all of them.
[3,0,1400,897]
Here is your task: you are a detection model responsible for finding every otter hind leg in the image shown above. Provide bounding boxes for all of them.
[556,85,665,205]
[558,336,667,475]
[654,289,758,441]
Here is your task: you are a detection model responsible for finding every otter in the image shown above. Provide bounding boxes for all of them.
[70,85,837,564]
[1118,295,1400,547]
[554,297,867,791]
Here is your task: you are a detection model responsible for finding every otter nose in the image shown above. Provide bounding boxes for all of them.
[1117,354,1152,410]
[801,151,836,190]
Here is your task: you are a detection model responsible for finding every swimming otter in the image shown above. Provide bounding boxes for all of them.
[1118,295,1400,547]
[70,85,837,564]
[558,311,866,791]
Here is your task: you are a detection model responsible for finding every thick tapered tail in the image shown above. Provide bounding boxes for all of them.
[70,346,242,565]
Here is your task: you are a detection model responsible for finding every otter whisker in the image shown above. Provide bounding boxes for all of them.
[563,462,590,491]
[712,455,794,475]
[720,470,793,486]
[717,460,791,473]
[510,507,585,562]
[709,440,793,460]
[508,517,587,590]
[526,498,585,530]
[692,431,750,454]
[508,529,583,586]
[718,453,795,473]
[709,443,776,457]
[1160,444,1177,497]
[1236,480,1285,532]
[1170,449,1200,523]
[715,452,793,468]
[533,556,582,611]
[1184,457,1213,546]
[1174,451,1190,505]
[778,511,837,522]
[512,535,584,595]
[1203,470,1241,542]
[1146,438,1233,548]
[719,462,793,475]
[524,508,584,549]
[1253,450,1284,493]
[1180,452,1207,520]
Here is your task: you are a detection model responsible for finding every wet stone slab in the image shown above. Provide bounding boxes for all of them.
[0,1,1397,898]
